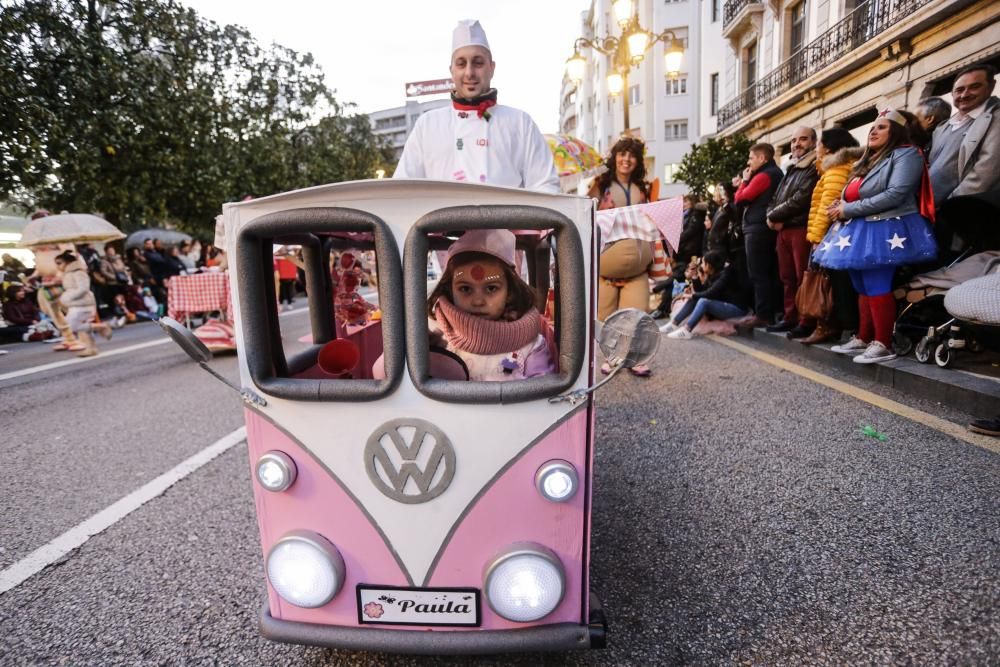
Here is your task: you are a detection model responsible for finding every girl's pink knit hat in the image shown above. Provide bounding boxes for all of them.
[446,229,516,267]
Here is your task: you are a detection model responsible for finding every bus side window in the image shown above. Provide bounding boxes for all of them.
[236,209,404,401]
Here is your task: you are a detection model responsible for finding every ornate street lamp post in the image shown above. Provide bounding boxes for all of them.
[565,0,685,133]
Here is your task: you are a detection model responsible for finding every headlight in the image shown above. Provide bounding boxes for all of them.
[534,460,578,502]
[256,451,297,492]
[484,544,565,622]
[266,531,345,608]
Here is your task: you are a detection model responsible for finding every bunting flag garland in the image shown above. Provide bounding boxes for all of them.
[595,197,684,253]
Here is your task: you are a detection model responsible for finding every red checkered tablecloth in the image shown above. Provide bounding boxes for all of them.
[168,272,232,322]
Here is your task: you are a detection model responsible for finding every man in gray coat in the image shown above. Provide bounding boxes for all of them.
[929,63,999,205]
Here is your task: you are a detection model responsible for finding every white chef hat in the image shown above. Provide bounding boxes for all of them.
[452,19,491,56]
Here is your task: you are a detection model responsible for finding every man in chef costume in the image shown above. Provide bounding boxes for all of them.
[394,19,559,193]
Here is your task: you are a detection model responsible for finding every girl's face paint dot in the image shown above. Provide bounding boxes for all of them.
[470,264,485,281]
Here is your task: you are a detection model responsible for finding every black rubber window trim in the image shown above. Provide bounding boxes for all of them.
[403,204,585,404]
[236,207,403,401]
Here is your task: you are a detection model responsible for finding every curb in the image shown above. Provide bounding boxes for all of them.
[735,327,1000,417]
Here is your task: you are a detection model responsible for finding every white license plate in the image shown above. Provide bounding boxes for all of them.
[357,585,480,626]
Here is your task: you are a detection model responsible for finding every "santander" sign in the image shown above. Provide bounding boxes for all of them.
[405,78,453,97]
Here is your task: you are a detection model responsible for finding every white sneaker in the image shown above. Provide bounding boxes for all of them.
[659,321,678,334]
[830,336,868,354]
[853,341,897,364]
[667,327,694,340]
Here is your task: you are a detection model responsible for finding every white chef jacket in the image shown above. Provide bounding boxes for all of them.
[394,104,559,193]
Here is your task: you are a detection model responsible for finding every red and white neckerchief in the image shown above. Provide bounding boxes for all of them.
[450,88,498,121]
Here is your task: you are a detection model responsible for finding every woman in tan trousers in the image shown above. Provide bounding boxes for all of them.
[588,136,655,377]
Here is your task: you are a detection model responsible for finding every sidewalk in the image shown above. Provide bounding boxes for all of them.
[736,327,1000,418]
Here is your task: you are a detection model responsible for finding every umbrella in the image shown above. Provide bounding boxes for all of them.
[125,228,193,250]
[544,133,607,192]
[17,213,125,247]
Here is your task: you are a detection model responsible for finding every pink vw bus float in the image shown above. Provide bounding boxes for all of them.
[160,179,658,654]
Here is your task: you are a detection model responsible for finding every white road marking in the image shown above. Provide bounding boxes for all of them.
[0,306,309,382]
[0,338,172,382]
[0,427,247,595]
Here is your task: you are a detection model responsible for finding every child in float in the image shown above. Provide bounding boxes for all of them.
[427,228,555,381]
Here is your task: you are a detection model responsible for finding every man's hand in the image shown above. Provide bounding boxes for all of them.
[742,167,752,180]
[766,219,784,231]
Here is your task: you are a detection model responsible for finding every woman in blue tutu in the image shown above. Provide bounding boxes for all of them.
[813,109,936,364]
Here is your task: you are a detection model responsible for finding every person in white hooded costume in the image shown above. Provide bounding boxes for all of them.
[394,20,559,193]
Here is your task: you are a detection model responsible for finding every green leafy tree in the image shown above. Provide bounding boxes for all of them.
[0,0,392,237]
[675,134,754,199]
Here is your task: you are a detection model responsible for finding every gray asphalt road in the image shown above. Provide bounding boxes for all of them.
[1,320,997,665]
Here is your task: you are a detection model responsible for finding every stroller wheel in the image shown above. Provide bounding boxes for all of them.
[893,331,913,357]
[914,336,933,363]
[934,342,952,368]
[968,337,985,353]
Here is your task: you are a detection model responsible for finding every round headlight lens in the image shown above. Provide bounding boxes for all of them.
[256,451,297,492]
[485,545,565,622]
[266,531,345,608]
[535,460,578,502]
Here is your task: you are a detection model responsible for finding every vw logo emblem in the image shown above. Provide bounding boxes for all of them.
[364,418,456,504]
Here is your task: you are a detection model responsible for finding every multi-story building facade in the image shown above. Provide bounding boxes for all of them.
[714,0,1000,152]
[562,0,706,197]
[369,99,451,161]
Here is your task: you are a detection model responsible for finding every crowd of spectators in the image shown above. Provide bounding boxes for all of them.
[0,223,227,355]
[652,61,998,370]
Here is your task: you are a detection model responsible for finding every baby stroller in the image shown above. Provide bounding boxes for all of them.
[918,256,1000,368]
[893,191,1000,363]
[893,251,1000,362]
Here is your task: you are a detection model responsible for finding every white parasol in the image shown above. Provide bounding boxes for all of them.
[17,213,126,247]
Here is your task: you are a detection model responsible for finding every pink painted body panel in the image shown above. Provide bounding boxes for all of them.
[245,410,408,624]
[244,406,590,631]
[427,407,589,628]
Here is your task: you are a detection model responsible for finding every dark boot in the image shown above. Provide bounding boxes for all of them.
[787,323,814,339]
[799,323,840,346]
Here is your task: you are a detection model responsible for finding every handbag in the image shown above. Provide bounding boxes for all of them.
[796,265,833,320]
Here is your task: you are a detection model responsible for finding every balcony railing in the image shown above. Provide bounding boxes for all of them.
[718,0,934,131]
[723,0,760,29]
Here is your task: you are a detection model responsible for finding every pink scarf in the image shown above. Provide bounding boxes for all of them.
[433,297,541,355]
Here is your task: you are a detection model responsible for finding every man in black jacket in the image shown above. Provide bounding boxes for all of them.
[765,126,818,334]
[733,143,784,326]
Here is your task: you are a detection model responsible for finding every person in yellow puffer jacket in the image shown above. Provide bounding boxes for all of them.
[798,130,863,345]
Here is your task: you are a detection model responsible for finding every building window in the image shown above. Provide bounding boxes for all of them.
[790,1,807,55]
[712,0,720,22]
[375,116,406,130]
[665,76,688,96]
[710,73,719,116]
[745,41,758,88]
[663,163,682,183]
[664,120,688,141]
[629,84,641,105]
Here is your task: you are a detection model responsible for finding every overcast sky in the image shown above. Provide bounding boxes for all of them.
[180,0,593,134]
